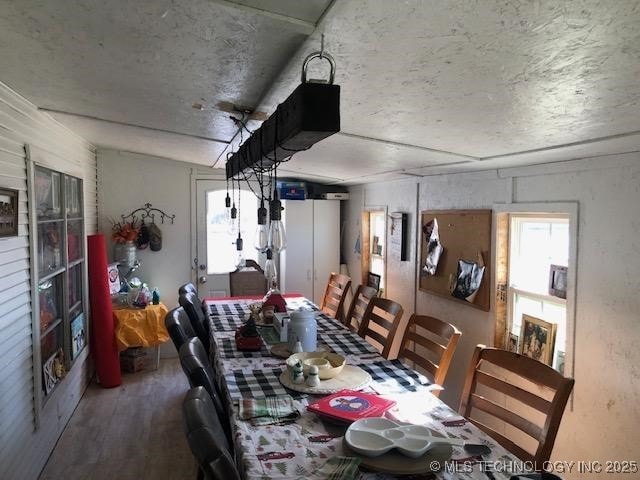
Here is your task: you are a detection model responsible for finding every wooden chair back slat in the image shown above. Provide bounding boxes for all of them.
[459,345,575,466]
[320,273,351,322]
[469,393,543,440]
[397,314,461,393]
[357,297,404,359]
[343,285,377,331]
[400,348,438,377]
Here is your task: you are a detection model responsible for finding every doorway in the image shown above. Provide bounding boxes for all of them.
[194,179,259,298]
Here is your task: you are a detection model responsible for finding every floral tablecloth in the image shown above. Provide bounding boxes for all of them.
[205,297,524,480]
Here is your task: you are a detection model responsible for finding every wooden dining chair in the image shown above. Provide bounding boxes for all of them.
[343,284,378,331]
[182,386,241,480]
[397,314,461,396]
[357,297,404,359]
[320,273,351,322]
[459,345,575,466]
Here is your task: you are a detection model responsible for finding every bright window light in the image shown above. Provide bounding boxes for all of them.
[206,189,258,274]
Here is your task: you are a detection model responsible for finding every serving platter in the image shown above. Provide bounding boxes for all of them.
[345,417,463,458]
[279,365,371,394]
[342,436,453,475]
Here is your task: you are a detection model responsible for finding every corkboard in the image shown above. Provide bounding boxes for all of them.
[419,209,492,311]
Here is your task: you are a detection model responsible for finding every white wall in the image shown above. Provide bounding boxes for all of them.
[97,150,206,307]
[0,81,96,480]
[344,155,640,478]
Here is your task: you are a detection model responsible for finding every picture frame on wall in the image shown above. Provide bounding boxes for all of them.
[519,314,557,366]
[366,271,381,292]
[0,187,19,238]
[548,264,567,299]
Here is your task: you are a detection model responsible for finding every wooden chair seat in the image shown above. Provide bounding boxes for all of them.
[397,314,461,396]
[459,345,574,467]
[320,273,351,322]
[357,297,404,359]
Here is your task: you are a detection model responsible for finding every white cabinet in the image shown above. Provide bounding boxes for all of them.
[280,200,340,305]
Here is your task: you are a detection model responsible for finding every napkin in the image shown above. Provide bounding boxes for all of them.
[238,396,301,426]
[317,456,361,480]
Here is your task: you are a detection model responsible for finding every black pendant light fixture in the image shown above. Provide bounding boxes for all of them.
[224,36,340,256]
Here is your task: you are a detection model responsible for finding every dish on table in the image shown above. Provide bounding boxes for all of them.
[342,437,453,476]
[279,365,371,394]
[345,417,463,458]
[286,352,346,380]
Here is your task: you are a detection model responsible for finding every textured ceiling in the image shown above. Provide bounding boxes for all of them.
[1,0,639,183]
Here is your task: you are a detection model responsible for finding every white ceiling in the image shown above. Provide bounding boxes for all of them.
[1,0,639,184]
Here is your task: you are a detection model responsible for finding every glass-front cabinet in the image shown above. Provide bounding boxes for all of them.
[34,166,86,400]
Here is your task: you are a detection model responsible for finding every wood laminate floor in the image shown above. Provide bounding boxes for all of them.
[39,358,197,480]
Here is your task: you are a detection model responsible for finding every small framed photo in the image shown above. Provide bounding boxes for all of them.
[0,188,19,238]
[520,314,557,366]
[507,333,519,353]
[366,271,381,292]
[548,265,567,299]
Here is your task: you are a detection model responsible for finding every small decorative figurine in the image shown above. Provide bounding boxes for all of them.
[306,365,320,387]
[292,361,305,384]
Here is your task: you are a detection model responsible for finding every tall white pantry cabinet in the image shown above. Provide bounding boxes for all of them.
[280,199,340,305]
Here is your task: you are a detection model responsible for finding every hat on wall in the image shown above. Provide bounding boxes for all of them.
[149,222,162,251]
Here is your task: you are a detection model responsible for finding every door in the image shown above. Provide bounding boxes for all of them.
[195,180,259,298]
[313,200,340,304]
[281,200,313,299]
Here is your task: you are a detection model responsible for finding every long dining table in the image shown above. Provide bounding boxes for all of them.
[205,295,524,480]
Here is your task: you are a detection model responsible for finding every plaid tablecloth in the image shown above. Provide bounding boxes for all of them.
[320,331,379,356]
[209,301,251,317]
[360,360,433,395]
[217,338,270,359]
[207,297,524,480]
[224,368,292,400]
[209,315,246,331]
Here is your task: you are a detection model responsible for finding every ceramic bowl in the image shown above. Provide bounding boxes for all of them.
[286,352,346,380]
[345,417,464,458]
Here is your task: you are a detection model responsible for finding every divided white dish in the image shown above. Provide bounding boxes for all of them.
[345,418,464,458]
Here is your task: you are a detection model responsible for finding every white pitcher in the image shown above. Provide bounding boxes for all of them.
[288,311,317,352]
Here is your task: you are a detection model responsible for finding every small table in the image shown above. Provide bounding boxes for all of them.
[112,303,169,369]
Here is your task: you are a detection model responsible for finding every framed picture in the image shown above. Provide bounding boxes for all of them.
[508,332,519,353]
[519,314,557,365]
[0,188,19,238]
[366,271,381,291]
[70,313,86,360]
[548,265,567,299]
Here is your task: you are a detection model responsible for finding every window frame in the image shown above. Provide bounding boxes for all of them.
[493,202,578,391]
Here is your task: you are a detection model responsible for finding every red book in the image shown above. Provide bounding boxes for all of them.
[307,390,396,424]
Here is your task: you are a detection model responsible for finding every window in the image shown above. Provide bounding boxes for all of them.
[206,189,259,274]
[508,215,569,373]
[33,166,86,401]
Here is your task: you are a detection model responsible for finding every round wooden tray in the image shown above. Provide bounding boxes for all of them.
[270,343,291,358]
[342,437,452,475]
[279,365,371,394]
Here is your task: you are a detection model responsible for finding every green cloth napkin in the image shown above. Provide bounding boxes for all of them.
[317,456,361,480]
[238,396,301,426]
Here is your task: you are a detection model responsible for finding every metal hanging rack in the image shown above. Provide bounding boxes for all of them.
[119,203,175,226]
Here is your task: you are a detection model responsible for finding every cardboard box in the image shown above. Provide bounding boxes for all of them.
[119,347,157,373]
